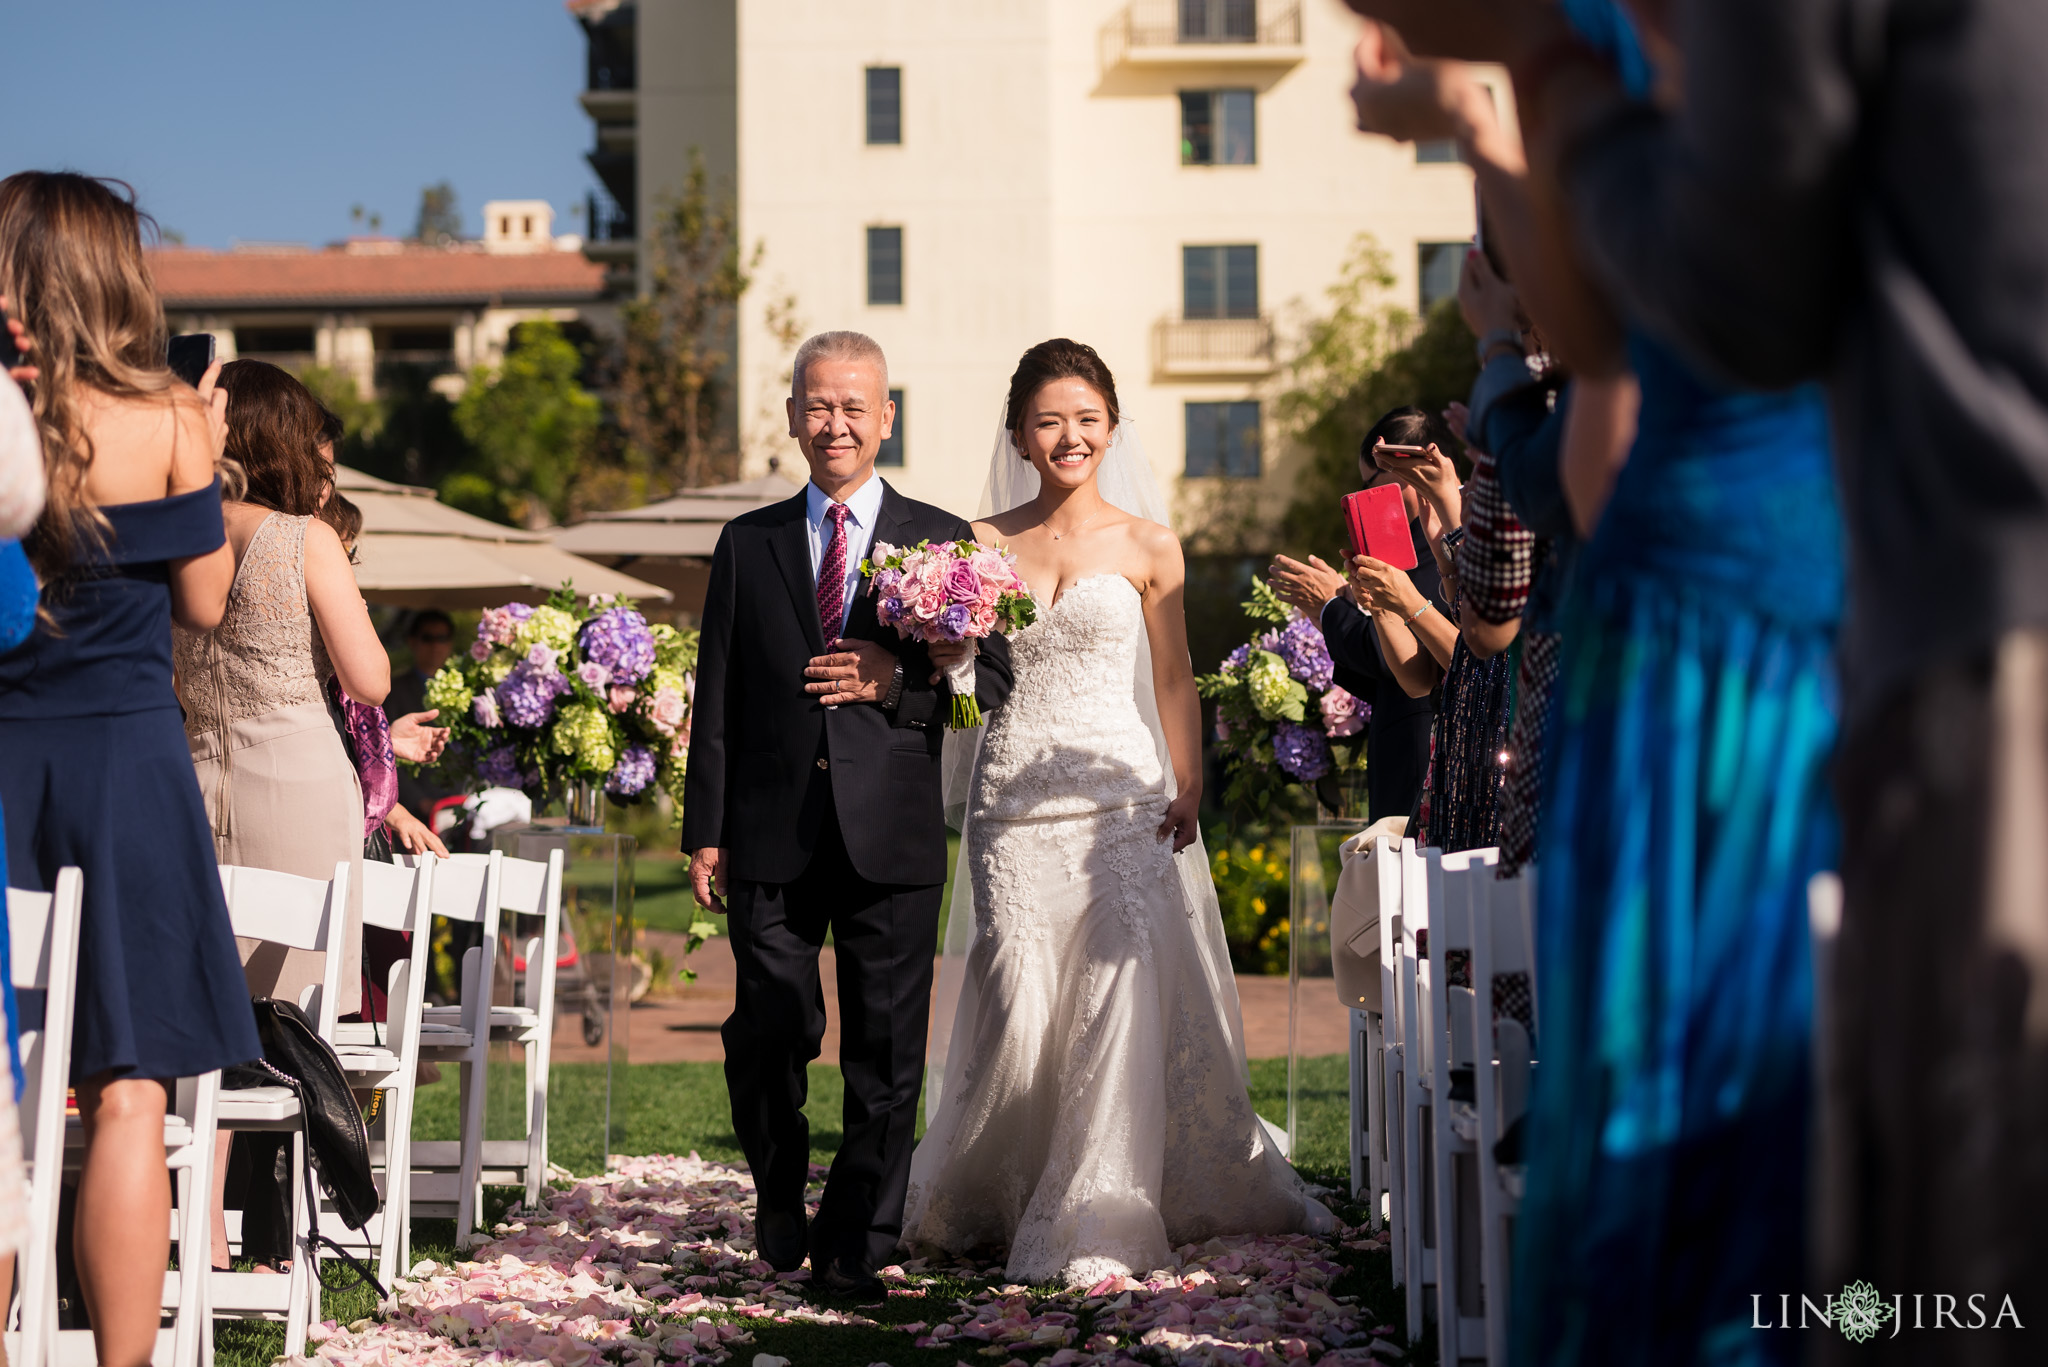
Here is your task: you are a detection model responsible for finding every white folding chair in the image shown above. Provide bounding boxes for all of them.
[206,861,349,1362]
[1331,830,1402,1227]
[1394,840,1434,1339]
[330,857,435,1285]
[401,851,503,1247]
[420,849,563,1209]
[1426,847,1496,1364]
[1471,865,1538,1367]
[6,870,84,1367]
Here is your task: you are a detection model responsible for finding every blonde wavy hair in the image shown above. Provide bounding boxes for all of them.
[0,171,186,580]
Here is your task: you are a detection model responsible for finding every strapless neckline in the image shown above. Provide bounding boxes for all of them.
[1030,571,1139,615]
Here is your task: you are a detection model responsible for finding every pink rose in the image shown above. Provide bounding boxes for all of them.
[977,577,1002,608]
[968,601,997,635]
[608,685,637,713]
[672,722,690,755]
[915,586,946,619]
[916,556,946,592]
[469,638,493,661]
[943,557,981,603]
[578,660,612,690]
[649,686,687,736]
[1320,686,1364,738]
[968,547,1008,583]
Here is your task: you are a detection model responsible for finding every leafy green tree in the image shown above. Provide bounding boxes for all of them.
[1275,234,1479,561]
[449,320,601,526]
[618,150,757,491]
[415,181,461,245]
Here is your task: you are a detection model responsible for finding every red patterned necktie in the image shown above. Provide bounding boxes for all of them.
[816,500,852,637]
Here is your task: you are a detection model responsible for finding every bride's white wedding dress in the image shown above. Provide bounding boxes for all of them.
[903,572,1327,1286]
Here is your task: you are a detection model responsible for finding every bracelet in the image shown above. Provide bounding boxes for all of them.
[1407,601,1434,624]
[880,660,905,711]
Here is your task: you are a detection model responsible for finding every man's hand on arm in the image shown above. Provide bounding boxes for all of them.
[927,637,976,685]
[690,847,729,914]
[805,637,897,706]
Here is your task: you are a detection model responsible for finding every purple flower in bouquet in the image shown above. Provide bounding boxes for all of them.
[475,745,528,789]
[1320,684,1364,738]
[605,744,657,797]
[1274,720,1333,781]
[578,660,612,691]
[580,607,656,685]
[526,643,559,674]
[473,690,503,729]
[944,557,981,603]
[938,601,972,639]
[1223,643,1252,673]
[1276,616,1335,691]
[477,602,534,647]
[497,659,571,728]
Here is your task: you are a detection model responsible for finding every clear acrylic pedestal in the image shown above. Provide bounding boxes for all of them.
[1288,820,1367,1160]
[492,823,636,1176]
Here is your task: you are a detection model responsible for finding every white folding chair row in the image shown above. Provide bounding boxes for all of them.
[1424,847,1497,1365]
[7,870,214,1367]
[1390,838,1434,1341]
[1467,864,1537,1367]
[418,848,564,1210]
[204,861,352,1363]
[326,857,435,1286]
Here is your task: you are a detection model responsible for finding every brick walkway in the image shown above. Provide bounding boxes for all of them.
[550,929,1356,1065]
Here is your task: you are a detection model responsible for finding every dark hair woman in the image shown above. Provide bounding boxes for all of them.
[0,170,260,1367]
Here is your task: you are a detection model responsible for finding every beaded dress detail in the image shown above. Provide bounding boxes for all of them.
[904,574,1319,1286]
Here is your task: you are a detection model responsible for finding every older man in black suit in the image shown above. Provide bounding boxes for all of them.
[683,331,1014,1297]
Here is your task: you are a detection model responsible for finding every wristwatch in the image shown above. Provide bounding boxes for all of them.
[1440,524,1467,553]
[880,659,906,711]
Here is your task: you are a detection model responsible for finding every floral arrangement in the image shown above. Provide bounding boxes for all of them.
[1197,578,1369,816]
[860,538,1037,728]
[421,587,699,819]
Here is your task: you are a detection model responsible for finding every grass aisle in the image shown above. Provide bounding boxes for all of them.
[224,1055,1423,1366]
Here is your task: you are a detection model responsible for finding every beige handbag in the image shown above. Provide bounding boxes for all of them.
[1330,815,1408,1011]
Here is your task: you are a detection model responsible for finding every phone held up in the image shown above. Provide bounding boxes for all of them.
[166,333,216,388]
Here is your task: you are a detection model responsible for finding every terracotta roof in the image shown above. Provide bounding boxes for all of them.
[150,246,608,310]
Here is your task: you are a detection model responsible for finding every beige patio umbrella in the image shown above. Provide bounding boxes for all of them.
[550,468,805,620]
[335,465,672,609]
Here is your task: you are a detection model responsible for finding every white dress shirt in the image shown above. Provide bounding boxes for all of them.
[804,475,886,637]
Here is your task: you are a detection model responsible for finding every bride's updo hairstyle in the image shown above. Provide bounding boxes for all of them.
[1003,338,1119,452]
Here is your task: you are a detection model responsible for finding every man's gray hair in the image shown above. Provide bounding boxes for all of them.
[791,330,889,397]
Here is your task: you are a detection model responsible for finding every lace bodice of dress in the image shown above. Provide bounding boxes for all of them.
[174,512,332,731]
[970,574,1166,823]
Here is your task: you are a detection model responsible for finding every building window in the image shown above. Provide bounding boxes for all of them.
[1183,244,1259,320]
[1179,0,1256,42]
[877,388,906,467]
[238,326,316,355]
[1185,400,1261,478]
[1180,89,1255,165]
[866,67,902,145]
[867,226,903,305]
[1418,241,1465,314]
[1416,139,1460,163]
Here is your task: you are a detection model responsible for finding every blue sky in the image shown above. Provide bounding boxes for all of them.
[9,1,596,248]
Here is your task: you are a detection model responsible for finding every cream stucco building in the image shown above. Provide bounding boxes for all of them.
[573,0,1487,529]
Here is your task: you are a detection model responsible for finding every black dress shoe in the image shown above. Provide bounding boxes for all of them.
[755,1209,808,1273]
[815,1258,885,1300]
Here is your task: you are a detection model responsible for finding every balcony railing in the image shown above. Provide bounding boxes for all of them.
[1153,316,1277,376]
[1103,0,1304,65]
[587,188,635,243]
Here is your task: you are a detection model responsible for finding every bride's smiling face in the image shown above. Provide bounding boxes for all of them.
[1017,378,1115,489]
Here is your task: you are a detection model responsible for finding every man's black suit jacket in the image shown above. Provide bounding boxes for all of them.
[681,482,1014,887]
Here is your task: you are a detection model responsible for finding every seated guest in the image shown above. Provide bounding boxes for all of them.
[1270,407,1453,824]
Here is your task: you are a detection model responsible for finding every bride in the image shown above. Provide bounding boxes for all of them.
[903,339,1331,1287]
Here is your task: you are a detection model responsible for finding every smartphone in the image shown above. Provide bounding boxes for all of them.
[0,303,21,371]
[1343,484,1419,570]
[166,333,215,388]
[1376,443,1429,456]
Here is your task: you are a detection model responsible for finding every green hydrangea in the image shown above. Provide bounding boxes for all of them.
[514,605,578,654]
[552,700,617,774]
[1246,649,1307,722]
[483,653,516,685]
[424,664,473,718]
[647,666,687,699]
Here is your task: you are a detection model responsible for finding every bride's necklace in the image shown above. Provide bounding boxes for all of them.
[1044,507,1103,541]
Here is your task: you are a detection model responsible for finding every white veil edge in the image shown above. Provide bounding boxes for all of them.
[924,414,1251,1119]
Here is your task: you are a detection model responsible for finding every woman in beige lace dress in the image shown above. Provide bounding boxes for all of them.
[174,361,390,1019]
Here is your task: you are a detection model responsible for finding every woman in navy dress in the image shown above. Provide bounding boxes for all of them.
[0,172,260,1367]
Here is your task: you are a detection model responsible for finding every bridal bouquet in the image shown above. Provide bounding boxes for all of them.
[1197,578,1368,816]
[861,538,1037,728]
[420,587,699,819]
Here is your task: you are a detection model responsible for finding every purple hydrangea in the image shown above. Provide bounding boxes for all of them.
[1275,615,1335,691]
[1274,720,1334,782]
[606,744,658,797]
[497,659,572,729]
[475,745,530,789]
[580,608,656,685]
[1223,643,1252,672]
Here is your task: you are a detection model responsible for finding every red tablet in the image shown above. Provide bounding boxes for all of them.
[1343,485,1418,570]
